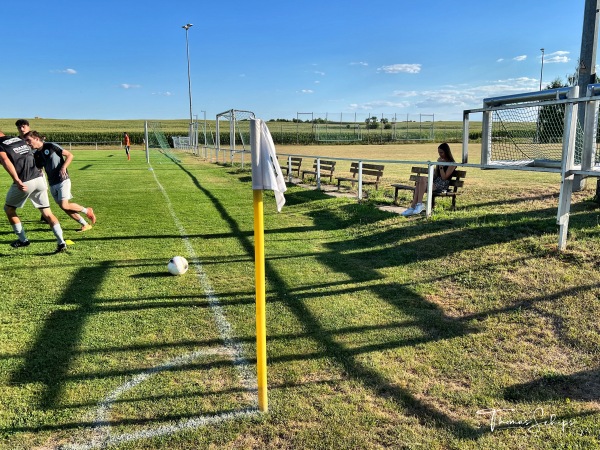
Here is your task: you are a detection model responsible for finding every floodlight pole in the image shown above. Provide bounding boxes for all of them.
[182,23,194,146]
[539,48,545,91]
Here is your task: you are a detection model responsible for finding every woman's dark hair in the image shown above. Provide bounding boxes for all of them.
[438,142,455,162]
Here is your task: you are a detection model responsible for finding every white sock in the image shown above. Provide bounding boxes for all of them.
[51,223,65,245]
[80,207,88,214]
[12,222,27,241]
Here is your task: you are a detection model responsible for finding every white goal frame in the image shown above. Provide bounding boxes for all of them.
[464,84,600,250]
[215,109,255,166]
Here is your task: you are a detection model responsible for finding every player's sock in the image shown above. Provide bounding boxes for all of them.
[12,222,27,241]
[51,223,65,245]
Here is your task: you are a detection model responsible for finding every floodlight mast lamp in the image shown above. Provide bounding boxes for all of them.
[182,23,194,142]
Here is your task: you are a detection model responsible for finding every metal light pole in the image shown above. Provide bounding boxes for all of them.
[182,23,194,146]
[201,110,207,147]
[539,48,545,90]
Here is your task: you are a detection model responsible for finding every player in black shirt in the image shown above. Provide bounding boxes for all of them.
[0,130,67,253]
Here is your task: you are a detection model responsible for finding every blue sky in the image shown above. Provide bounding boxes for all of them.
[1,0,590,122]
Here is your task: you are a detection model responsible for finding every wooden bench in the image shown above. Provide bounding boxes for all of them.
[280,156,302,177]
[301,159,337,183]
[391,166,466,210]
[336,162,385,190]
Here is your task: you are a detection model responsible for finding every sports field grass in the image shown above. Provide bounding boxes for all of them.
[0,144,599,449]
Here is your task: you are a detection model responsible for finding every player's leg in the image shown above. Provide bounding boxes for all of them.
[4,184,30,247]
[30,178,67,252]
[54,180,95,230]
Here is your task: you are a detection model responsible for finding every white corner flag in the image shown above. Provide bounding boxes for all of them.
[250,119,287,212]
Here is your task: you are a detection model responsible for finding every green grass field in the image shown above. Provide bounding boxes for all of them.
[0,143,599,449]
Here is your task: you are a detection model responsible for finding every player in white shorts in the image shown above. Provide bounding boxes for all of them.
[25,130,96,232]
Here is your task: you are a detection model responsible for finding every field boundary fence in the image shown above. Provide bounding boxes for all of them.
[55,141,121,150]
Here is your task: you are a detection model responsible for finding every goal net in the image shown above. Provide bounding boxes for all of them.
[147,122,180,163]
[480,87,584,167]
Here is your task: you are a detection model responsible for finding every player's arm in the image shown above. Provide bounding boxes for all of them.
[59,148,74,176]
[0,152,27,190]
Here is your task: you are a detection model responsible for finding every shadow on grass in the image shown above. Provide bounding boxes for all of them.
[10,262,111,409]
[504,368,600,402]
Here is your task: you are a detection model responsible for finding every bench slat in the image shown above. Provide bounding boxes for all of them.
[280,157,303,177]
[301,159,337,182]
[337,162,385,190]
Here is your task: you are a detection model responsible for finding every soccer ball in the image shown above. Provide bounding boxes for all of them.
[167,256,189,275]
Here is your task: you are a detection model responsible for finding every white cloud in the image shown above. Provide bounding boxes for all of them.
[51,68,77,74]
[546,56,570,63]
[120,84,141,89]
[392,90,419,98]
[314,71,325,76]
[513,55,527,61]
[361,77,540,114]
[497,58,505,63]
[542,51,570,64]
[349,100,411,110]
[350,61,368,66]
[152,91,172,96]
[314,80,320,84]
[300,89,314,94]
[377,64,421,74]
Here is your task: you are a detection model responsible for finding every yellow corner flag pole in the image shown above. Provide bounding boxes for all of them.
[253,189,268,412]
[250,119,268,413]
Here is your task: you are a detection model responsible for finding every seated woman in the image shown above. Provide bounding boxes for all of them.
[402,143,456,216]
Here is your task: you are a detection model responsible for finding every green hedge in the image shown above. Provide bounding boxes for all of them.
[43,130,471,147]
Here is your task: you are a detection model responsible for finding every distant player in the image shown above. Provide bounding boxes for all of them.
[123,132,130,160]
[0,130,67,253]
[25,131,96,232]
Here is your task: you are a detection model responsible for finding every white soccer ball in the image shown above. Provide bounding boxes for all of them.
[167,256,189,275]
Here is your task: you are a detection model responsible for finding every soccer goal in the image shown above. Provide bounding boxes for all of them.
[215,109,255,166]
[464,84,600,250]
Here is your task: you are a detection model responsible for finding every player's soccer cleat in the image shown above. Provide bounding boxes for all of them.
[77,224,93,232]
[54,242,67,254]
[40,214,47,223]
[10,239,30,248]
[85,207,96,224]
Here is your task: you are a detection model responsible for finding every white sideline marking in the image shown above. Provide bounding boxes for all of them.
[59,166,260,449]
